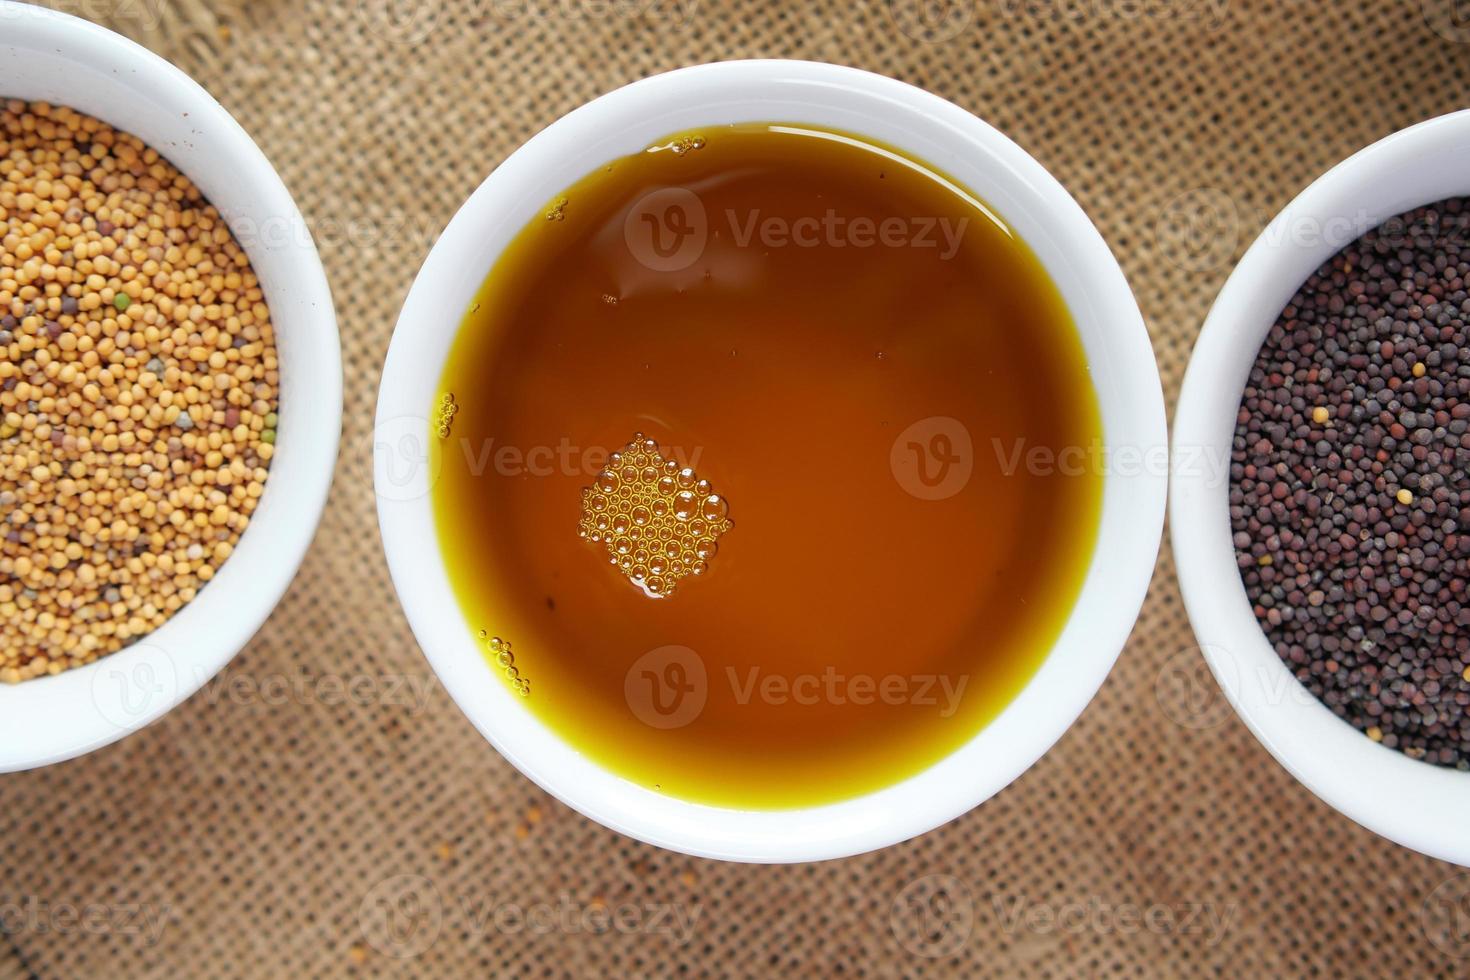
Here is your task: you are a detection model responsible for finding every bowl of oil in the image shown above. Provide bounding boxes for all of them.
[375,60,1166,862]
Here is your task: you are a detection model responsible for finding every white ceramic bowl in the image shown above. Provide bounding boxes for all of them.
[376,61,1167,862]
[0,4,341,772]
[1172,111,1470,868]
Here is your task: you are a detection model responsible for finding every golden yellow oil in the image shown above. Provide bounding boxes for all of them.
[431,123,1102,809]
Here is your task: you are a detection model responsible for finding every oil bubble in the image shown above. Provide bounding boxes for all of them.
[700,494,728,522]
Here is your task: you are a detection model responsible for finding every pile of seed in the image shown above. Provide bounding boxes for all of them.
[0,100,279,682]
[1230,197,1470,770]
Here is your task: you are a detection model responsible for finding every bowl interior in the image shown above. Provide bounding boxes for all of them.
[376,61,1167,861]
[1171,110,1470,867]
[0,5,341,772]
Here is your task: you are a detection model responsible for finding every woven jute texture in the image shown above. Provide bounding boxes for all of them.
[4,0,1470,976]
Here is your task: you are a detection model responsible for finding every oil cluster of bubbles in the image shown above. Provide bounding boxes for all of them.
[478,630,529,697]
[435,392,458,439]
[578,432,732,598]
[667,135,706,156]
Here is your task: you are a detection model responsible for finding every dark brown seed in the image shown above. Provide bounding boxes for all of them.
[1232,197,1470,772]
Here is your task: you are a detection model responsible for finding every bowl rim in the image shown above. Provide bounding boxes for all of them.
[375,58,1168,862]
[1171,109,1470,868]
[0,2,342,772]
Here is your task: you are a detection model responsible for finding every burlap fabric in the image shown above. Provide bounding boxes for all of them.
[3,0,1468,975]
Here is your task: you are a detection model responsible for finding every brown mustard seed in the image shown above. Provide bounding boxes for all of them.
[0,100,279,682]
[1230,196,1470,771]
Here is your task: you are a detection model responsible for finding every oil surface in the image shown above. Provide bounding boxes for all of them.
[433,123,1102,809]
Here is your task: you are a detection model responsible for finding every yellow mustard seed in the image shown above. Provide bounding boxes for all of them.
[0,100,280,682]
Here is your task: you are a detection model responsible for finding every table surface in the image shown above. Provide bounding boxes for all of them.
[3,0,1469,976]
